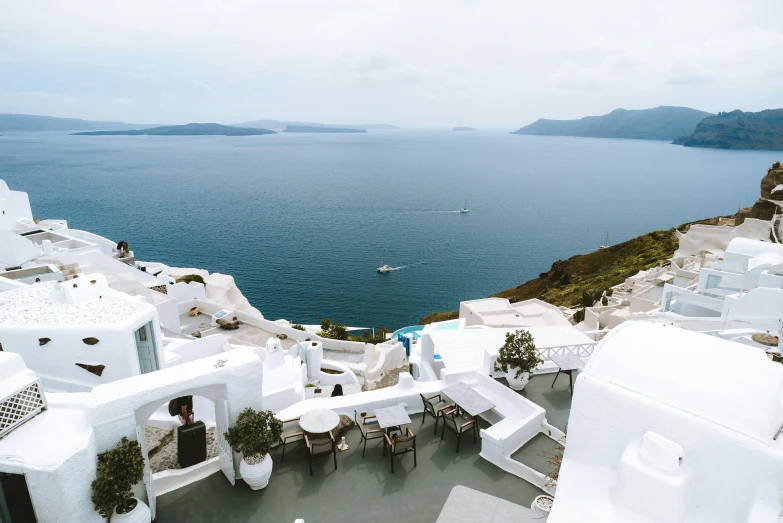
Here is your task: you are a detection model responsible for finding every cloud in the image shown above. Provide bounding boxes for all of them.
[0,0,782,126]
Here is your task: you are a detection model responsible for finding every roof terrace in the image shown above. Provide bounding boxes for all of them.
[155,374,572,522]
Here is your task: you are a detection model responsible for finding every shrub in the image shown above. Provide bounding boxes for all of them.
[601,296,608,306]
[175,274,206,286]
[91,437,145,518]
[318,318,349,340]
[606,288,613,297]
[573,309,585,323]
[292,324,306,331]
[223,408,283,464]
[493,330,543,379]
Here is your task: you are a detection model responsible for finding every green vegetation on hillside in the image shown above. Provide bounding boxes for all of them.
[72,123,275,136]
[511,106,711,141]
[672,109,783,150]
[420,218,726,325]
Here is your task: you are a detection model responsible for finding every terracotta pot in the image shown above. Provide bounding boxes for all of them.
[112,498,151,523]
[505,369,530,390]
[240,453,273,490]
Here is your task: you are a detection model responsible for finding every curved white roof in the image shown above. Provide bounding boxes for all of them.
[584,322,783,440]
[725,237,783,258]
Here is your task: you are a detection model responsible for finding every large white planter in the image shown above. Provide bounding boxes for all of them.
[240,453,273,490]
[112,498,151,523]
[506,369,530,390]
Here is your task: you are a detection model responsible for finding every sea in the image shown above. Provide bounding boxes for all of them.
[1,130,780,330]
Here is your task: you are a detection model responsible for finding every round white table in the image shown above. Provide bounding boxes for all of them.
[299,408,340,434]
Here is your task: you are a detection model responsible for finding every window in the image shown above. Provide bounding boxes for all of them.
[137,326,147,342]
[705,274,721,289]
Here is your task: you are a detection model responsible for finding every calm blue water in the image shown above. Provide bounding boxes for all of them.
[0,131,779,329]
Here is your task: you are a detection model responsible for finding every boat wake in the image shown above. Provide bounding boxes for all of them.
[389,261,427,271]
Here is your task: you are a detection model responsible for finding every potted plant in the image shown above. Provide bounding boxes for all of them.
[494,330,543,390]
[532,495,554,515]
[91,436,149,523]
[224,408,283,490]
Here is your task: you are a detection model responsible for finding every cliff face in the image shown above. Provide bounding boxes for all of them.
[512,106,710,140]
[673,109,783,150]
[737,162,783,223]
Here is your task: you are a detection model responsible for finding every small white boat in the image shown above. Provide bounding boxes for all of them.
[377,251,392,273]
[459,199,469,213]
[598,231,609,249]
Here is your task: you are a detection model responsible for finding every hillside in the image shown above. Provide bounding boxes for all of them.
[672,109,783,150]
[72,123,275,136]
[239,119,398,131]
[283,125,365,134]
[420,217,728,324]
[512,106,711,141]
[0,113,156,132]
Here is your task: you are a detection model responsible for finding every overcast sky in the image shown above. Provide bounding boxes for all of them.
[1,0,782,129]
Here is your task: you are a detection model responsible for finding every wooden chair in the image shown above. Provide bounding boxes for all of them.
[355,410,389,457]
[420,393,454,435]
[304,430,337,476]
[440,408,477,453]
[279,417,304,463]
[384,428,417,473]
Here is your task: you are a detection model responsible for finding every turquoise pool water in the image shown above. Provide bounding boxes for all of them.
[390,319,461,340]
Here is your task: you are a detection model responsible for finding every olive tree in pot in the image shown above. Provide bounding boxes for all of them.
[494,330,543,390]
[224,408,283,490]
[91,437,149,523]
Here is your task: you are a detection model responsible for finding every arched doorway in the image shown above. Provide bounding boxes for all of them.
[134,385,235,520]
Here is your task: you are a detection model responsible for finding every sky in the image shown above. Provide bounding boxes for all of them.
[1,0,782,129]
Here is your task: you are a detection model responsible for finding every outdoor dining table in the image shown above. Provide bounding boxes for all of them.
[374,405,411,455]
[441,382,496,417]
[299,408,340,434]
[374,405,411,433]
[550,354,586,396]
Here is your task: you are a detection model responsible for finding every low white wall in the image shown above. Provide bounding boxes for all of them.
[164,334,229,366]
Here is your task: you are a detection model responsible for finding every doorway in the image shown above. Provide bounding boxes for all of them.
[0,472,37,523]
[135,321,160,374]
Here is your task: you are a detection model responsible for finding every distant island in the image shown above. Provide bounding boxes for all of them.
[672,109,783,150]
[452,127,477,132]
[283,125,366,134]
[72,123,276,136]
[511,106,712,141]
[239,119,398,131]
[0,113,157,132]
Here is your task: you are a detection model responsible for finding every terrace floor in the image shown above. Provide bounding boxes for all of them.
[155,374,573,523]
[177,312,298,350]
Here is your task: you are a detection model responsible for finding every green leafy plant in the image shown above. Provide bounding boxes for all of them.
[573,309,585,323]
[291,324,306,331]
[91,437,145,518]
[175,274,206,286]
[223,408,283,464]
[606,288,613,297]
[493,330,543,379]
[601,296,608,306]
[317,318,349,340]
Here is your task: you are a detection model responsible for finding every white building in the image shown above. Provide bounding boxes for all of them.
[550,321,783,523]
[0,349,263,523]
[459,297,572,328]
[0,274,164,392]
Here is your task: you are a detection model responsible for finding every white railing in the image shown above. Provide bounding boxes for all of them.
[536,343,596,361]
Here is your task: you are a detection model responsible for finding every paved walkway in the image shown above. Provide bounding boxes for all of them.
[155,375,571,523]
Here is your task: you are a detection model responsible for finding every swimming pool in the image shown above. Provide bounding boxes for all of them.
[390,319,462,340]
